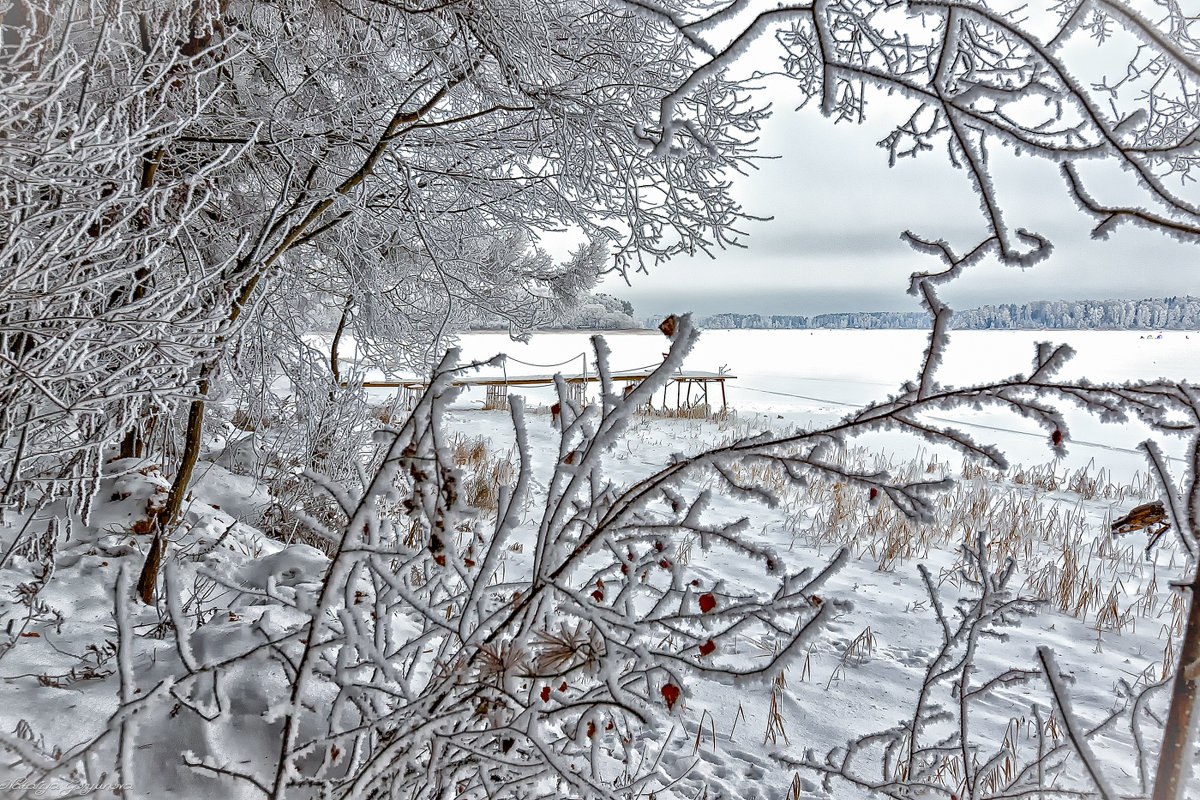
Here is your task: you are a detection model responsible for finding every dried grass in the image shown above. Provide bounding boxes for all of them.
[448,433,515,512]
[639,403,729,421]
[786,448,1176,644]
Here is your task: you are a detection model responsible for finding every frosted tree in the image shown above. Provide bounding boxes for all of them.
[2,4,777,791]
[0,1,247,511]
[0,0,764,550]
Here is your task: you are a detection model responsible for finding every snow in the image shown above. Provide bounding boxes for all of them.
[3,329,1199,798]
[450,328,1200,478]
[190,461,273,524]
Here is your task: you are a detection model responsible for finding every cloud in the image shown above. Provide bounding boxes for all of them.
[603,84,1200,320]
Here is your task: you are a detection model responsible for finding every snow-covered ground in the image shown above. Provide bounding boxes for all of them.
[2,329,1197,798]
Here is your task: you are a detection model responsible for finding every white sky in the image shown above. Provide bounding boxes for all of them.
[597,75,1200,320]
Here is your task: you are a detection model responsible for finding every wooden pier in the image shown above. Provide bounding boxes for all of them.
[356,368,736,412]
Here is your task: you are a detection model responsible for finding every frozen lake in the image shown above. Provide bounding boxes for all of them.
[447,328,1200,480]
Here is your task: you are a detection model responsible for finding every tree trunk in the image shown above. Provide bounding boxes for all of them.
[0,404,31,505]
[118,414,146,460]
[136,373,208,604]
[116,147,161,463]
[330,295,351,389]
[133,74,455,606]
[118,426,140,460]
[157,381,207,527]
[119,401,160,460]
[1153,567,1200,800]
[136,531,164,605]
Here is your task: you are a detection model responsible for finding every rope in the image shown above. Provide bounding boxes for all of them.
[923,415,1155,458]
[502,354,667,376]
[610,361,673,375]
[739,385,859,408]
[502,353,585,369]
[736,385,1184,462]
[494,352,588,394]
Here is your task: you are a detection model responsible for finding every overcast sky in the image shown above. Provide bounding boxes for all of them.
[597,77,1200,320]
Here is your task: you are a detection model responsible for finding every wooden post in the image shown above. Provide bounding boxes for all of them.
[485,383,508,410]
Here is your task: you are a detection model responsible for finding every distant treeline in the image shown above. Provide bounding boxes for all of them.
[470,292,638,331]
[688,296,1200,330]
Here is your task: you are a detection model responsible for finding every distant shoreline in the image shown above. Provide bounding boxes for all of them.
[659,296,1200,332]
[464,296,1200,333]
[672,326,1200,332]
[465,326,1200,334]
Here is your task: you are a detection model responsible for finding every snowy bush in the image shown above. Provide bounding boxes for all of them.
[0,318,851,798]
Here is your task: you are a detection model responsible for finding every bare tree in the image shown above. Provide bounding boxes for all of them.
[616,0,1200,794]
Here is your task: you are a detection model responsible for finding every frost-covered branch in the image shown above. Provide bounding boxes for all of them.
[1037,647,1119,800]
[630,0,1200,263]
